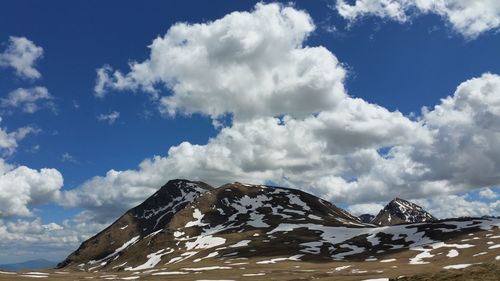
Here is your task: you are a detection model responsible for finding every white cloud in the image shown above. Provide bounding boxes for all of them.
[412,73,500,190]
[414,194,499,219]
[1,87,55,114]
[0,120,38,156]
[94,3,347,122]
[94,65,112,98]
[0,115,61,219]
[328,73,500,204]
[0,217,106,263]
[97,111,120,124]
[347,203,384,216]
[0,36,43,79]
[0,159,63,217]
[61,152,77,163]
[479,187,497,199]
[72,3,500,222]
[335,0,500,39]
[60,98,427,220]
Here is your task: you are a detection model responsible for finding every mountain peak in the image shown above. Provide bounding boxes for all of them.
[56,179,213,269]
[371,198,436,226]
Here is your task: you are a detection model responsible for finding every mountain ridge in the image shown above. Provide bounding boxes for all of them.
[57,179,498,275]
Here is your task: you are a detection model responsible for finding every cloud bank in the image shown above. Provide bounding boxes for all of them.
[57,3,500,222]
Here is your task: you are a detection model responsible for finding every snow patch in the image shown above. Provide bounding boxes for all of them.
[443,264,472,269]
[447,249,459,258]
[256,254,303,264]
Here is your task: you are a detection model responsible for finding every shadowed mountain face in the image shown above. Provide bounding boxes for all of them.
[57,180,498,273]
[371,198,436,226]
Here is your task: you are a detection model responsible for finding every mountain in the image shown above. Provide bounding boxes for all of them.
[371,198,436,226]
[358,213,375,223]
[56,179,213,269]
[0,259,56,270]
[57,180,365,271]
[56,180,498,275]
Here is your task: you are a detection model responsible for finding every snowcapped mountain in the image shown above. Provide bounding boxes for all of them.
[371,198,436,226]
[57,180,498,274]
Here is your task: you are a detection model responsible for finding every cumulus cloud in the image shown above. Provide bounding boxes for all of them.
[1,87,55,114]
[335,0,500,39]
[97,111,120,124]
[347,203,384,216]
[0,217,106,262]
[72,3,500,221]
[0,119,62,218]
[0,159,63,217]
[415,194,499,219]
[411,73,500,190]
[0,36,43,79]
[61,96,427,220]
[94,3,347,121]
[479,187,497,199]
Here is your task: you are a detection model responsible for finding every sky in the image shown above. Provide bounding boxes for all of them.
[0,0,499,263]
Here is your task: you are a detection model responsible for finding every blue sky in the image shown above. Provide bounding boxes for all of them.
[0,0,499,263]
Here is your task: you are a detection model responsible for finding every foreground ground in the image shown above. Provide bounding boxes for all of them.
[1,228,498,281]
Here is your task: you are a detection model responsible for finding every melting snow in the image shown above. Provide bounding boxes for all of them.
[89,235,140,266]
[125,248,172,271]
[181,266,232,271]
[409,242,474,265]
[256,254,303,264]
[242,273,265,276]
[443,264,472,269]
[286,194,311,211]
[447,249,459,258]
[334,265,352,271]
[193,251,219,262]
[185,209,208,228]
[229,240,251,248]
[152,271,189,275]
[185,235,226,250]
[308,214,322,220]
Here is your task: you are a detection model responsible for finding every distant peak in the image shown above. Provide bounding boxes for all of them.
[371,197,436,226]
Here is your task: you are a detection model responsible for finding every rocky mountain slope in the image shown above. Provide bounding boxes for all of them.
[56,180,499,279]
[371,198,436,226]
[57,179,213,269]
